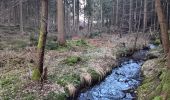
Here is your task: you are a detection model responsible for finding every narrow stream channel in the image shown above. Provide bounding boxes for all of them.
[78,44,156,100]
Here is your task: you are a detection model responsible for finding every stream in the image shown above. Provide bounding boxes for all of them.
[78,44,156,100]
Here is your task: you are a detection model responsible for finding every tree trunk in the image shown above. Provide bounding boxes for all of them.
[129,0,132,33]
[155,0,170,54]
[73,0,76,34]
[76,0,79,34]
[137,0,143,32]
[143,0,147,32]
[34,0,48,81]
[116,0,119,25]
[100,0,103,30]
[57,0,66,45]
[20,0,24,34]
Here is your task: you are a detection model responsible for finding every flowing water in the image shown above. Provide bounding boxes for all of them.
[79,60,142,100]
[78,44,156,100]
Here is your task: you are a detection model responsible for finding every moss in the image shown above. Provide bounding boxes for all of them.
[44,92,67,100]
[37,31,43,49]
[56,74,80,87]
[153,39,161,46]
[31,68,41,81]
[137,59,164,100]
[138,58,170,99]
[87,69,100,80]
[153,96,162,100]
[137,78,161,100]
[160,70,170,98]
[63,56,81,66]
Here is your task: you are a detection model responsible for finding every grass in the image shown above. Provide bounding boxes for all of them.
[48,73,81,87]
[116,47,132,58]
[87,69,100,81]
[63,56,81,66]
[0,32,151,99]
[0,39,29,50]
[22,92,36,100]
[0,75,21,100]
[45,39,90,51]
[56,74,81,87]
[44,92,67,100]
[153,96,163,100]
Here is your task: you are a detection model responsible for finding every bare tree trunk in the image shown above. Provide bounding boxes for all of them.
[57,0,66,45]
[73,0,76,34]
[137,0,143,32]
[112,0,115,26]
[76,0,79,33]
[167,0,169,29]
[34,0,48,81]
[116,0,119,25]
[100,0,103,29]
[129,0,132,33]
[143,0,147,32]
[155,0,170,54]
[134,0,138,32]
[20,0,24,34]
[151,0,155,31]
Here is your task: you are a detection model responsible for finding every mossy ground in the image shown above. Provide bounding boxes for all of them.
[138,56,170,100]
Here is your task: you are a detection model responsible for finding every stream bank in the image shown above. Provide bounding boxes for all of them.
[137,46,170,100]
[78,44,156,100]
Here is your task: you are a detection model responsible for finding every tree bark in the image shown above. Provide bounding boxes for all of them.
[36,0,48,81]
[76,0,79,34]
[143,0,147,32]
[20,0,24,34]
[57,0,66,45]
[116,0,119,25]
[155,0,170,54]
[129,0,132,33]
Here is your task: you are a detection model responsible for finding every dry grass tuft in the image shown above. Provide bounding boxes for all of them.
[80,73,92,86]
[66,84,77,98]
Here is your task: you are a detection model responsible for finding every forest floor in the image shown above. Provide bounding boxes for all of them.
[0,27,150,99]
